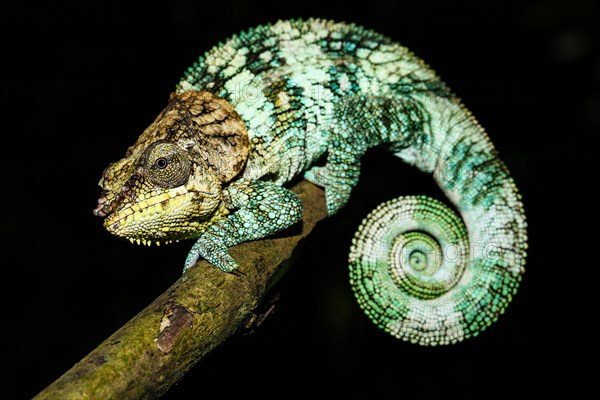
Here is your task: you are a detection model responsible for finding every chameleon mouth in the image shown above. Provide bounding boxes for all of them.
[101,187,222,246]
[93,193,121,218]
[104,191,194,236]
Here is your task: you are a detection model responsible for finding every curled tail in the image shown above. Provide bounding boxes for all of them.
[349,95,527,345]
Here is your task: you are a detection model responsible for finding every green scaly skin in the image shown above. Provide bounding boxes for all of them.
[95,19,527,345]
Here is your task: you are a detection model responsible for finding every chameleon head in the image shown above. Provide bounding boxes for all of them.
[93,90,250,245]
[94,141,224,244]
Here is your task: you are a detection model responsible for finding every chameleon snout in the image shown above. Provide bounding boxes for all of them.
[93,196,112,217]
[93,200,108,217]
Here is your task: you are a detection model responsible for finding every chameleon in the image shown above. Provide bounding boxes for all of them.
[94,19,527,345]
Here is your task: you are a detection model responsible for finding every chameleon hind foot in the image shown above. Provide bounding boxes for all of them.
[304,149,361,215]
[304,166,354,215]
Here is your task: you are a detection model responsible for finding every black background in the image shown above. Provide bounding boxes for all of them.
[2,0,596,398]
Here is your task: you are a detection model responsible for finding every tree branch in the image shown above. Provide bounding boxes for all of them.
[34,181,326,399]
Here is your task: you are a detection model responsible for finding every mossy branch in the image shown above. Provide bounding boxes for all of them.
[34,181,326,399]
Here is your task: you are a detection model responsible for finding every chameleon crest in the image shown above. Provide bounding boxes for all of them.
[94,90,249,244]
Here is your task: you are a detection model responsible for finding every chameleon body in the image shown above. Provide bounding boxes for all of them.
[95,19,527,345]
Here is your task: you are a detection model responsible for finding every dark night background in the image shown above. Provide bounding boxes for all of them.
[2,0,596,398]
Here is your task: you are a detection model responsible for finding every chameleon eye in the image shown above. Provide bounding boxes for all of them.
[155,158,168,169]
[143,141,191,188]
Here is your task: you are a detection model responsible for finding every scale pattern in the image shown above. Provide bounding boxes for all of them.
[98,19,527,345]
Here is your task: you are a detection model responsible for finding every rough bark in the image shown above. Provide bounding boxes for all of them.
[35,181,326,399]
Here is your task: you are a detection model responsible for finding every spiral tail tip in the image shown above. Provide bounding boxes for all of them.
[349,195,523,346]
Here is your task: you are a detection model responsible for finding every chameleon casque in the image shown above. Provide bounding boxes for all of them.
[94,19,527,345]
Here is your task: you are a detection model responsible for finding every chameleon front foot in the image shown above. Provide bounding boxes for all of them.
[184,234,239,273]
[183,179,303,274]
